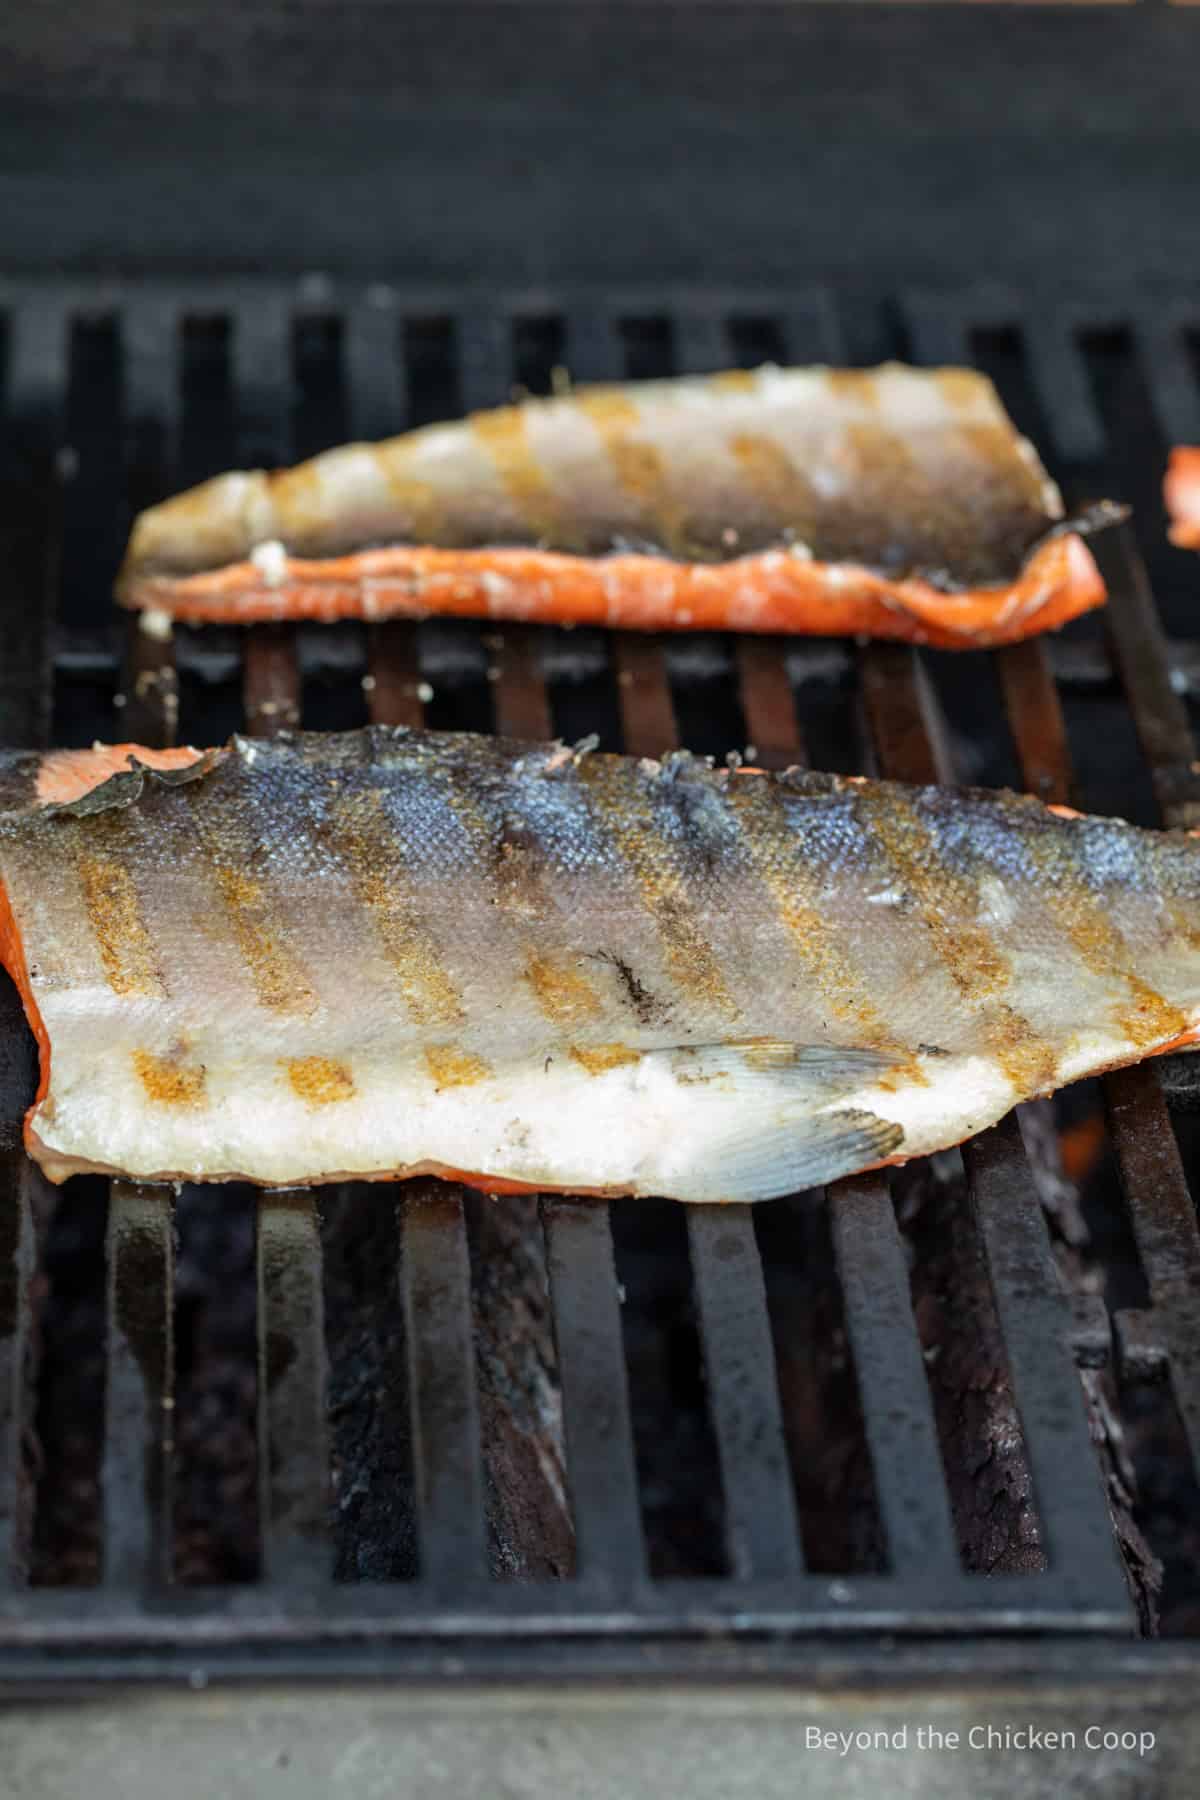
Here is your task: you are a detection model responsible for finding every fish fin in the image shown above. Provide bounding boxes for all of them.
[673,1107,903,1204]
[664,1040,895,1095]
[638,1041,903,1202]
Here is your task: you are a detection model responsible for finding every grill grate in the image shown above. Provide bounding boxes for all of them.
[5,277,1200,1677]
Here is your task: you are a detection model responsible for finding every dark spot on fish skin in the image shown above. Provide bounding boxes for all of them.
[589,949,669,1027]
[918,1043,951,1058]
[490,812,549,920]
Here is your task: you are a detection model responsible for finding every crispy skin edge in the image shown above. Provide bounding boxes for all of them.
[117,532,1107,650]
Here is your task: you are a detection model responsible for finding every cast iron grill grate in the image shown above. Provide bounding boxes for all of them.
[3,277,1200,1678]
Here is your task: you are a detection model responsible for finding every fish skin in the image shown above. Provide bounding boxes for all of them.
[1166,447,1200,549]
[116,365,1114,648]
[1,728,1199,1198]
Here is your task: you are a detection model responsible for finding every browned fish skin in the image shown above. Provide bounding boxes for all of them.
[2,729,1199,1197]
[122,365,1066,586]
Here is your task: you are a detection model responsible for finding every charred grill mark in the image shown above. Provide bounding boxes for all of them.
[374,446,449,544]
[839,421,930,542]
[265,461,327,551]
[471,406,576,549]
[707,369,759,394]
[824,370,882,405]
[1025,830,1188,1051]
[855,788,1057,1092]
[444,756,678,1039]
[727,780,894,1052]
[327,790,464,1027]
[77,845,166,1000]
[525,952,603,1025]
[855,791,1007,999]
[985,1005,1061,1096]
[132,1048,205,1106]
[729,433,818,541]
[437,770,607,1026]
[357,867,464,1024]
[569,1042,640,1075]
[1070,915,1186,1048]
[285,1055,356,1105]
[575,391,695,558]
[934,368,990,416]
[169,768,320,1017]
[211,862,318,1016]
[425,1044,490,1089]
[577,760,738,1022]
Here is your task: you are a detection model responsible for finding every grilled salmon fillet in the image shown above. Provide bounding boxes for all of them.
[117,365,1115,649]
[1,729,1198,1197]
[1166,447,1200,549]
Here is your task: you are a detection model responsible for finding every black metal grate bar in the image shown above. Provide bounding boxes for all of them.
[102,1184,174,1590]
[1132,307,1200,451]
[369,622,426,732]
[346,293,408,446]
[965,1118,1127,1608]
[1,299,64,747]
[0,1157,36,1588]
[243,625,303,735]
[235,297,301,740]
[672,311,729,379]
[491,626,553,744]
[256,1193,330,1582]
[1097,525,1200,829]
[457,307,513,416]
[686,1208,803,1582]
[778,291,842,367]
[122,299,181,488]
[120,303,180,749]
[233,297,291,470]
[400,1187,487,1590]
[564,310,624,388]
[828,1175,960,1582]
[1106,1063,1200,1454]
[1022,313,1108,467]
[542,1201,644,1590]
[855,628,1128,1617]
[612,567,810,1587]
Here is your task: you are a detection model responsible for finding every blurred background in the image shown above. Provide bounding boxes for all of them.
[5,2,1199,290]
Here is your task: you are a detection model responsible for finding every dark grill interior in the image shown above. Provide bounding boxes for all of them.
[5,278,1200,1679]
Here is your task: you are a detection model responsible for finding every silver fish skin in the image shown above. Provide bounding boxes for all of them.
[1,727,1198,1198]
[120,365,1062,584]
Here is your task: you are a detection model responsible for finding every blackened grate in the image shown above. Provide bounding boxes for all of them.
[4,277,1200,1680]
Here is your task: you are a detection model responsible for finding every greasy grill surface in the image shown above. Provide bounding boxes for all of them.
[3,278,1200,1678]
